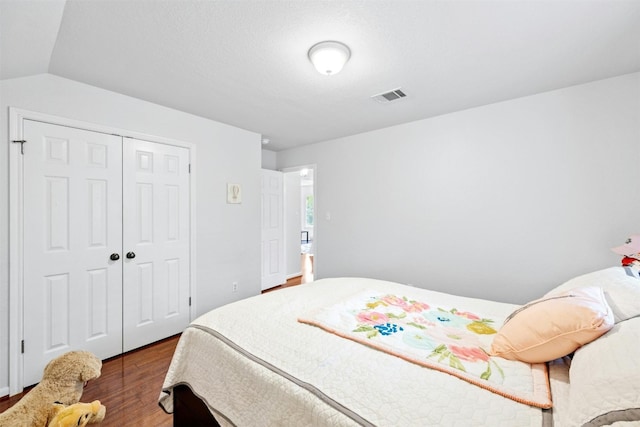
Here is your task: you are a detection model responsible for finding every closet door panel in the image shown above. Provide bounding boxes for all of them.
[122,138,190,352]
[22,120,123,386]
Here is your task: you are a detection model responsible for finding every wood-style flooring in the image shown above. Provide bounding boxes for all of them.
[0,273,307,426]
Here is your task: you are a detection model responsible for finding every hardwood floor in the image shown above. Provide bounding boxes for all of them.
[0,335,180,426]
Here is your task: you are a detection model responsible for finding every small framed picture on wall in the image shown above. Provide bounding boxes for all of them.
[227,183,242,204]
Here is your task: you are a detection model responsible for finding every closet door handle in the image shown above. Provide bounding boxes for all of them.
[126,251,136,259]
[110,253,120,261]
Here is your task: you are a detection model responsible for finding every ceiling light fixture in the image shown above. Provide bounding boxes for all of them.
[308,41,351,76]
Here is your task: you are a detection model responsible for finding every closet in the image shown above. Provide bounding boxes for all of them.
[19,119,191,386]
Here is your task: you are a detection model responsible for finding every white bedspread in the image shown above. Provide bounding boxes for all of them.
[160,278,560,426]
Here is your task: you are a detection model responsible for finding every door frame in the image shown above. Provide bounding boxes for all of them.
[8,107,197,395]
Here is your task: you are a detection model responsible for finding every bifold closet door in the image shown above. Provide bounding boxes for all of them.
[22,120,123,386]
[21,122,192,386]
[122,138,191,352]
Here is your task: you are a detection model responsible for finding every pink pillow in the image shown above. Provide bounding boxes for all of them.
[490,287,614,363]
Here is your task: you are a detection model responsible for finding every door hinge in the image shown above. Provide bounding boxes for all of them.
[188,164,191,174]
[188,297,192,306]
[21,340,24,354]
[12,140,27,155]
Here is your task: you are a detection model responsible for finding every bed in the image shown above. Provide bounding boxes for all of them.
[159,267,640,426]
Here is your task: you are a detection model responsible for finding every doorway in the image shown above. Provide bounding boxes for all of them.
[283,166,315,284]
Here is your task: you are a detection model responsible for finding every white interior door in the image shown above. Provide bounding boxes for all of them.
[122,138,191,351]
[22,120,123,386]
[261,169,285,290]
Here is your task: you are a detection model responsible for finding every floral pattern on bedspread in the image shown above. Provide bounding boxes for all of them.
[298,291,552,409]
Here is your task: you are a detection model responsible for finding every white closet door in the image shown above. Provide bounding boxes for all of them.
[22,120,123,386]
[122,138,191,351]
[261,169,285,290]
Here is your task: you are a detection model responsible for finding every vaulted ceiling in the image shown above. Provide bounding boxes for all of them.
[2,0,640,151]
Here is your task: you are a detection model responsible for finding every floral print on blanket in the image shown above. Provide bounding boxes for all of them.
[298,290,553,408]
[350,293,504,383]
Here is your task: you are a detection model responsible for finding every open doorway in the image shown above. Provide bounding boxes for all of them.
[300,168,314,283]
[284,166,315,284]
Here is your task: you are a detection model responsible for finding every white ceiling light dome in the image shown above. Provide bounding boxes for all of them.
[308,41,351,76]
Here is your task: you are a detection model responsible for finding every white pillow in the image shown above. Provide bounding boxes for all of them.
[545,267,640,323]
[564,317,640,427]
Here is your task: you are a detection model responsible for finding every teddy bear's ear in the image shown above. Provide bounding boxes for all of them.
[79,354,102,382]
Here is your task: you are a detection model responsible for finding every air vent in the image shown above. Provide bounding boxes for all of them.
[371,88,407,103]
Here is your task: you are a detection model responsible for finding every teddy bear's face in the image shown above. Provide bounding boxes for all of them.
[43,351,102,383]
[48,400,106,427]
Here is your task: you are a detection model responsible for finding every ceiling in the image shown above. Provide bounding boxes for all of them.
[2,1,640,151]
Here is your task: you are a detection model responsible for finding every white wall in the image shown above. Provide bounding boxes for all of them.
[284,172,302,277]
[261,149,277,170]
[0,74,262,394]
[278,73,640,304]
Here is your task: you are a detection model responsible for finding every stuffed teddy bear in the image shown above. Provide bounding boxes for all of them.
[47,400,106,427]
[0,350,103,427]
